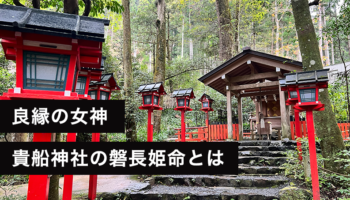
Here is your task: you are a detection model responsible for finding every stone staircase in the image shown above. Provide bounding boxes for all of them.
[100,140,296,200]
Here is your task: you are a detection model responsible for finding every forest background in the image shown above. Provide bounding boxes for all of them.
[0,0,349,143]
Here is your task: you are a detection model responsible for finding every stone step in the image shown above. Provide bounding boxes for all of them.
[239,151,286,157]
[239,166,284,175]
[153,175,289,188]
[239,146,295,151]
[239,156,287,166]
[119,185,282,200]
[239,141,271,146]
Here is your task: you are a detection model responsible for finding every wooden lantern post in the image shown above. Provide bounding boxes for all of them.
[137,82,166,142]
[281,69,330,200]
[171,88,195,142]
[0,4,109,200]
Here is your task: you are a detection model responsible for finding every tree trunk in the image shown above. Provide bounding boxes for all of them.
[149,44,152,73]
[215,0,234,60]
[153,42,156,73]
[76,133,91,142]
[318,4,324,66]
[32,0,40,9]
[274,0,280,56]
[64,0,79,14]
[253,23,256,50]
[153,0,166,134]
[189,2,193,60]
[233,0,240,55]
[281,24,284,56]
[123,0,137,142]
[291,0,348,174]
[271,16,275,54]
[348,35,350,58]
[322,6,330,66]
[5,133,28,142]
[331,37,335,64]
[48,133,61,200]
[167,11,172,63]
[181,17,184,58]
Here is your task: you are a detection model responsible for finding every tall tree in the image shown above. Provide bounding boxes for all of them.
[233,0,240,55]
[291,0,348,174]
[48,133,61,200]
[272,0,290,56]
[318,3,324,66]
[123,0,137,142]
[153,0,166,133]
[322,6,330,66]
[215,0,234,60]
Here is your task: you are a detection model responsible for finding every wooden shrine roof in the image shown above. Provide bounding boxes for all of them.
[0,4,109,42]
[198,47,303,96]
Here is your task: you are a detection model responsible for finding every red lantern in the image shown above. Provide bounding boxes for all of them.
[198,93,214,130]
[280,69,330,200]
[198,93,214,112]
[171,88,195,142]
[0,4,110,200]
[89,73,120,100]
[137,82,167,142]
[73,57,106,100]
[172,88,195,111]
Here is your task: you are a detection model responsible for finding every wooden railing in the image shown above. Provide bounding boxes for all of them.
[175,123,350,142]
[291,122,350,141]
[174,127,208,142]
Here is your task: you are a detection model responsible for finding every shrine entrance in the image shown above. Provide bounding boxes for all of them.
[198,47,303,140]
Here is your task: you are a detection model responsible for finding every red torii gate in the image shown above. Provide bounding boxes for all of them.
[0,4,110,200]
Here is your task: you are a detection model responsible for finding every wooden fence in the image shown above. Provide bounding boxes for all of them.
[290,122,350,141]
[175,122,350,142]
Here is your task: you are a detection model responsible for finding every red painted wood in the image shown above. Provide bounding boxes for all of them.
[306,110,321,200]
[6,48,16,56]
[236,124,239,141]
[80,56,99,64]
[347,123,350,139]
[231,124,235,140]
[27,133,51,200]
[181,110,186,142]
[88,133,100,200]
[84,71,91,95]
[16,48,23,88]
[294,111,302,161]
[224,124,228,139]
[22,45,76,56]
[62,133,76,200]
[302,121,307,137]
[147,109,153,142]
[65,55,78,91]
[290,122,295,140]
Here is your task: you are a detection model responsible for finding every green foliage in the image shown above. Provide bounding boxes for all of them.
[0,175,28,200]
[329,76,350,121]
[283,138,350,199]
[0,51,15,95]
